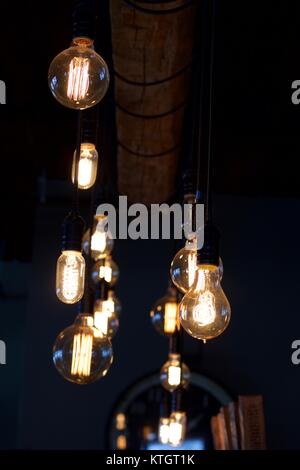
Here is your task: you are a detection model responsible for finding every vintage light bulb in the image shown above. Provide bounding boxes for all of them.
[160,354,190,392]
[179,264,231,341]
[91,255,119,286]
[48,37,109,109]
[171,240,224,294]
[168,411,187,447]
[82,216,114,260]
[93,299,119,338]
[56,212,85,304]
[150,286,179,336]
[72,143,98,189]
[56,250,85,304]
[53,314,113,384]
[170,239,198,294]
[158,417,170,445]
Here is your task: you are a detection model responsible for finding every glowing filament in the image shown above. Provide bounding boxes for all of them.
[116,435,127,450]
[169,422,183,446]
[105,298,115,314]
[78,157,93,188]
[168,412,186,447]
[164,302,177,333]
[187,251,197,288]
[91,230,106,254]
[71,333,93,377]
[167,365,181,387]
[94,311,109,336]
[159,418,170,445]
[99,265,112,283]
[116,413,126,431]
[67,57,89,102]
[193,291,216,326]
[62,254,80,301]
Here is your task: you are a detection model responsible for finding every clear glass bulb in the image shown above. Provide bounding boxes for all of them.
[179,264,231,341]
[160,353,190,392]
[171,239,224,294]
[158,417,170,445]
[53,314,113,384]
[82,217,114,260]
[93,299,119,338]
[170,239,198,294]
[48,37,109,110]
[168,411,187,447]
[56,250,85,304]
[91,255,119,286]
[72,143,98,189]
[150,286,179,336]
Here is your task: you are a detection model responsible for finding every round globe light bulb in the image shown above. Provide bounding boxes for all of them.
[53,314,113,384]
[48,37,109,110]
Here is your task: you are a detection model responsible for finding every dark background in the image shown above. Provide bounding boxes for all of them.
[0,0,300,450]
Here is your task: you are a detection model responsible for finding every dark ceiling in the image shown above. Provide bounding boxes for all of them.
[0,0,299,260]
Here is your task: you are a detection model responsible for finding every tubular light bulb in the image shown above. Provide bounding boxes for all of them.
[48,37,109,110]
[93,299,119,339]
[158,418,170,445]
[56,250,85,304]
[150,287,179,336]
[160,354,190,392]
[179,264,231,341]
[92,256,119,287]
[53,314,113,384]
[168,412,187,447]
[72,143,98,189]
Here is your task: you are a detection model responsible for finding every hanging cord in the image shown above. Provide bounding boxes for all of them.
[83,105,102,313]
[205,0,216,224]
[122,0,195,15]
[72,111,83,214]
[171,386,182,413]
[195,0,208,198]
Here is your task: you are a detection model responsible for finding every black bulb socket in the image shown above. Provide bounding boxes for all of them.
[72,2,95,40]
[61,212,85,252]
[197,224,220,266]
[94,280,109,301]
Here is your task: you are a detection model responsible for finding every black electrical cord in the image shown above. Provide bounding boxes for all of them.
[122,0,195,15]
[114,59,193,87]
[72,111,83,214]
[205,0,216,224]
[195,1,207,198]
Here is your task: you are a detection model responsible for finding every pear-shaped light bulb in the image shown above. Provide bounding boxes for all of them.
[179,264,231,341]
